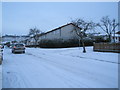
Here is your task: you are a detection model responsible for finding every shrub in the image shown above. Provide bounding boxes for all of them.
[38,38,93,48]
[83,39,94,46]
[91,36,109,43]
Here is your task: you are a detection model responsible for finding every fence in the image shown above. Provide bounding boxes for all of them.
[93,43,120,53]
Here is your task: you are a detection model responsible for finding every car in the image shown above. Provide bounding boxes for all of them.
[12,43,25,54]
[0,45,3,64]
[10,43,15,48]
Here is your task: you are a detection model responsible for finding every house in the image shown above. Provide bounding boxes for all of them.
[39,23,79,40]
[111,31,120,43]
[2,35,29,44]
[26,23,80,46]
[26,37,37,46]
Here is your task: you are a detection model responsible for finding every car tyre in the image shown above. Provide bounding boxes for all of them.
[12,51,14,54]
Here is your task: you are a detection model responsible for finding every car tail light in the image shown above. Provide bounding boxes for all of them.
[14,46,16,48]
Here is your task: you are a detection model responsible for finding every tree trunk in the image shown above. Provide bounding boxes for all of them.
[79,38,80,49]
[82,42,86,53]
[34,38,38,48]
[113,30,116,43]
[35,41,37,48]
[81,37,86,53]
[108,35,111,42]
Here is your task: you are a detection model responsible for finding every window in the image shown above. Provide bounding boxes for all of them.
[15,44,24,47]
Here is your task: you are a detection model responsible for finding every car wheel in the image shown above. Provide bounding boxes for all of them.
[12,51,14,54]
[0,61,2,65]
[23,51,25,53]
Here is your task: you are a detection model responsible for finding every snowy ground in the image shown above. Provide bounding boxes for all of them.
[2,46,119,88]
[0,65,2,89]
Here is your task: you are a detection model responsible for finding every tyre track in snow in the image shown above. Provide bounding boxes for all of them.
[25,52,91,88]
[3,50,34,88]
[3,50,78,88]
[59,53,119,64]
[17,53,86,88]
[3,71,30,88]
[3,48,118,88]
[25,52,117,88]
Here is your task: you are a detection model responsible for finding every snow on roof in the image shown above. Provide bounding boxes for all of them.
[116,31,120,34]
[112,34,120,37]
[41,23,81,35]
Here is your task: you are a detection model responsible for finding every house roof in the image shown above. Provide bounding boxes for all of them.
[40,23,81,36]
[116,31,120,34]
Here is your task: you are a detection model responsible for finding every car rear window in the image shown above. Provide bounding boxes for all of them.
[15,44,24,47]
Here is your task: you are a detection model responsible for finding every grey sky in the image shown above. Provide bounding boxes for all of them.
[2,2,118,35]
[0,2,2,35]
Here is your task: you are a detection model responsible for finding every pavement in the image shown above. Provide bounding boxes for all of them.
[0,65,2,90]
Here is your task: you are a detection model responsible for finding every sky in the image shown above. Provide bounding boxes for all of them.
[2,2,118,35]
[0,2,2,36]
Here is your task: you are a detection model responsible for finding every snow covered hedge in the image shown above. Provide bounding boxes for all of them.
[38,39,94,48]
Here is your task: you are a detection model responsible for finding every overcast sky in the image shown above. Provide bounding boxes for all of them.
[2,2,118,35]
[0,2,2,36]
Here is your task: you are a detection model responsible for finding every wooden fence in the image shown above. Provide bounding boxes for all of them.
[93,43,120,53]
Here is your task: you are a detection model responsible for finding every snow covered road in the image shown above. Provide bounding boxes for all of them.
[2,47,118,88]
[0,65,2,89]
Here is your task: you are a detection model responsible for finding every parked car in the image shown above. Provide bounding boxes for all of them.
[10,43,15,48]
[0,45,3,64]
[12,43,25,54]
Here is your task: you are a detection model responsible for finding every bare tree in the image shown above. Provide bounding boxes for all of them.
[97,16,119,42]
[72,18,96,53]
[29,27,41,47]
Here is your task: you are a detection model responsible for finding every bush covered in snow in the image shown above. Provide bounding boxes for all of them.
[38,39,94,48]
